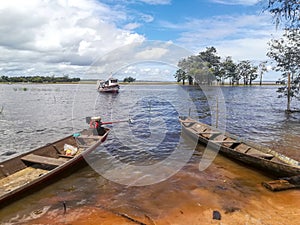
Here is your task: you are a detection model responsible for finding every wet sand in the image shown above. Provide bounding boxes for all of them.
[3,148,300,225]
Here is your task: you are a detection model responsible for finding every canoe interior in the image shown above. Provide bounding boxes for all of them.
[0,128,109,202]
[179,116,300,177]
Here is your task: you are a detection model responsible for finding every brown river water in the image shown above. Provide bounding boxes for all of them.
[0,83,300,224]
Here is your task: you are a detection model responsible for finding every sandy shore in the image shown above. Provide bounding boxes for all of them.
[9,152,298,225]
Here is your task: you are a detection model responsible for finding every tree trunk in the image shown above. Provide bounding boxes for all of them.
[287,72,291,112]
[259,73,262,85]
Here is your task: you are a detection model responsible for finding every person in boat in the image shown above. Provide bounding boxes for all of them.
[89,116,105,135]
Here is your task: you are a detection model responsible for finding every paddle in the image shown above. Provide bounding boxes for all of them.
[101,118,133,125]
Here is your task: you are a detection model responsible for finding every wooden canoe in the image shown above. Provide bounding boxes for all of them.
[0,127,110,207]
[179,116,300,178]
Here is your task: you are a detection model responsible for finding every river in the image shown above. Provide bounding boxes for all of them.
[0,83,300,224]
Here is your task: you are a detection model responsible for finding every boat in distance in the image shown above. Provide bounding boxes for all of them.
[0,126,110,207]
[179,116,300,178]
[97,78,120,93]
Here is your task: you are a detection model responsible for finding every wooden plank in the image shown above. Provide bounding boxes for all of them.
[262,179,300,191]
[77,145,90,148]
[182,122,196,127]
[234,144,251,153]
[0,167,49,196]
[211,140,240,144]
[249,153,274,160]
[76,135,100,139]
[198,131,221,135]
[21,154,67,167]
[58,154,74,159]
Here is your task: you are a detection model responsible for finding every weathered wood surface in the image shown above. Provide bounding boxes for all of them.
[0,167,48,196]
[0,127,110,207]
[179,116,300,179]
[262,175,300,191]
[21,154,67,167]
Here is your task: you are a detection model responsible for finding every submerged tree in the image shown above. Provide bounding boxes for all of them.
[237,60,258,85]
[265,0,300,111]
[267,28,300,111]
[174,68,188,85]
[198,47,221,72]
[258,61,268,85]
[176,47,220,85]
[220,56,237,85]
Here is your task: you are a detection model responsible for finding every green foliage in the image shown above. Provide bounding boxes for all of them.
[268,29,300,74]
[220,56,238,85]
[0,75,80,83]
[175,46,259,85]
[123,76,136,83]
[267,29,300,100]
[265,0,300,28]
[177,47,220,85]
[174,69,188,85]
[198,47,221,73]
[237,60,258,85]
[277,77,300,100]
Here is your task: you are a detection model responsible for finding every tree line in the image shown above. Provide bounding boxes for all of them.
[174,0,300,111]
[174,46,268,86]
[0,75,80,83]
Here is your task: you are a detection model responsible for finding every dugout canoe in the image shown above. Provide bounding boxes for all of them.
[179,116,300,178]
[0,127,110,207]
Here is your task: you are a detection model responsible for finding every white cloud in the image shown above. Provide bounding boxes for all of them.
[158,12,284,80]
[86,41,191,80]
[134,47,169,60]
[0,0,145,77]
[116,62,176,81]
[210,0,260,5]
[137,0,171,5]
[164,14,274,42]
[124,22,141,30]
[216,37,271,61]
[161,13,282,63]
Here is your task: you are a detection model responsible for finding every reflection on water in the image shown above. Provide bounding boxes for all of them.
[0,83,300,224]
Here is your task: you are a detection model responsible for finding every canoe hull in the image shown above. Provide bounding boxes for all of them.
[179,116,300,178]
[0,128,109,207]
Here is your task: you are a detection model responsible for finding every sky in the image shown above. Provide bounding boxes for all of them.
[0,0,283,81]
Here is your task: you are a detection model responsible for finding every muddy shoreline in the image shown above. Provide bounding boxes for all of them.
[2,149,299,225]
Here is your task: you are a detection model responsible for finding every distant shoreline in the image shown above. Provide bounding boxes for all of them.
[80,80,284,86]
[0,81,284,86]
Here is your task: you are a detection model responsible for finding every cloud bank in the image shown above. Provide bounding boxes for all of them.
[0,0,283,81]
[0,0,144,77]
[161,13,282,62]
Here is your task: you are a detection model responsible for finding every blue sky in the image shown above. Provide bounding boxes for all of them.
[0,0,282,80]
[117,0,262,41]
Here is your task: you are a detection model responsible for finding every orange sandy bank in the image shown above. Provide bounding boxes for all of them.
[16,151,300,225]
